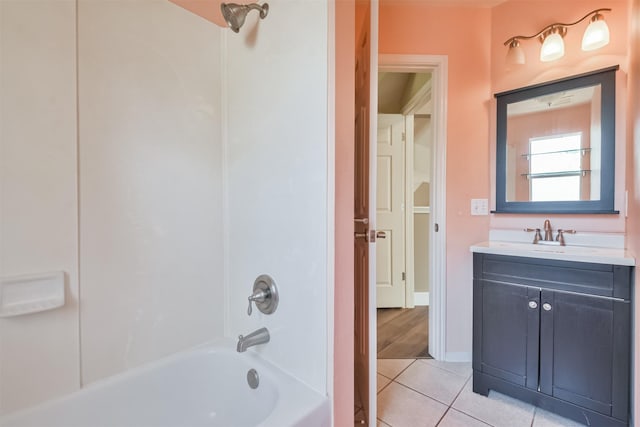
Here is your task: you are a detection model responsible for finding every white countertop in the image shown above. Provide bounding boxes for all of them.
[470,241,636,266]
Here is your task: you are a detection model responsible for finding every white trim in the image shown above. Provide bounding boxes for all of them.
[414,291,430,306]
[379,54,448,361]
[414,206,431,214]
[326,0,335,418]
[445,352,472,363]
[368,2,379,423]
[404,114,415,309]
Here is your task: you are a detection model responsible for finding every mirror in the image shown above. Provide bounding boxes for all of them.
[495,66,618,214]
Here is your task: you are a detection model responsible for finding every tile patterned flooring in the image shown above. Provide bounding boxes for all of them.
[355,358,587,427]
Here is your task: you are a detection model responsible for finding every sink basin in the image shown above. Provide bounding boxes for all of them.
[530,245,599,254]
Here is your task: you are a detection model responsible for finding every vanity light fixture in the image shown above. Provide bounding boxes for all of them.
[504,8,611,65]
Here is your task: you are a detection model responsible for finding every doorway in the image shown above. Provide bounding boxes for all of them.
[376,71,433,360]
[377,55,448,363]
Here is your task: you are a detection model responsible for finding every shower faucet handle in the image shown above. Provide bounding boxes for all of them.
[247,289,267,316]
[246,274,279,316]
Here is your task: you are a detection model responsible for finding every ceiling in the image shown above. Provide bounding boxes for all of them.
[378,73,412,113]
[378,72,432,114]
[508,86,595,116]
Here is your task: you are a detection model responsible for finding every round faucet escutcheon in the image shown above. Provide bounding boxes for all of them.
[247,274,279,316]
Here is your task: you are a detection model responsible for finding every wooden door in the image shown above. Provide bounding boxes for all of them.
[376,114,405,308]
[354,1,377,424]
[354,103,370,423]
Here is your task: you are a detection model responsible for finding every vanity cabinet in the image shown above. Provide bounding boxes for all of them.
[473,253,632,427]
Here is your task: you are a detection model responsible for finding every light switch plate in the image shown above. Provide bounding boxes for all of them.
[471,198,489,216]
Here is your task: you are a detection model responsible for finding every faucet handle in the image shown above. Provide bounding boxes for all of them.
[524,228,542,244]
[247,289,267,316]
[555,229,576,247]
[246,274,279,316]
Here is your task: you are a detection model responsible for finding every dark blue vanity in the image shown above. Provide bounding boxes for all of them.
[472,251,633,426]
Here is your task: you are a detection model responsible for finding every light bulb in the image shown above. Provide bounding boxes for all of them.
[540,32,565,62]
[582,15,610,51]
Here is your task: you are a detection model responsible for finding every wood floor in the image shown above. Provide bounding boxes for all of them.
[377,306,431,359]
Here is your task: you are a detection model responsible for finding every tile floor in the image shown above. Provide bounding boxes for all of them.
[355,358,587,427]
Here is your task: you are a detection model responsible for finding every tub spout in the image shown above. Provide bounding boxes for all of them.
[237,327,270,352]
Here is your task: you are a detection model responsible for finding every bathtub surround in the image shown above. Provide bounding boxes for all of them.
[224,0,330,394]
[0,0,80,413]
[1,0,225,413]
[77,0,225,386]
[1,0,332,418]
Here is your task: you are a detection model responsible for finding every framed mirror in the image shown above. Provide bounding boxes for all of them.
[495,66,618,214]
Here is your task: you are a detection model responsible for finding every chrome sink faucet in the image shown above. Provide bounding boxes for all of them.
[237,327,270,352]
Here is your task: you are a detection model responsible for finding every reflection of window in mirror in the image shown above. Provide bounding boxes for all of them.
[505,84,601,203]
[529,134,582,201]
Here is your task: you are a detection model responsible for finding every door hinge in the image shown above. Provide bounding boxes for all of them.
[402,272,406,281]
[402,132,406,141]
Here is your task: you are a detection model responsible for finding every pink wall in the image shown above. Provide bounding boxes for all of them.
[490,0,629,233]
[334,1,355,425]
[168,0,226,27]
[379,3,492,353]
[626,0,639,421]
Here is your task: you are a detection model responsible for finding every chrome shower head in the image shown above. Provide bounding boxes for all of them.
[220,3,269,33]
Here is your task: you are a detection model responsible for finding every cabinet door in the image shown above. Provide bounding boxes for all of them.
[474,280,539,389]
[540,290,630,419]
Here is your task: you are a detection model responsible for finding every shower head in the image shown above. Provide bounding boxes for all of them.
[220,3,269,33]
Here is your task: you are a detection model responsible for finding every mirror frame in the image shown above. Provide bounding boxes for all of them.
[494,66,618,214]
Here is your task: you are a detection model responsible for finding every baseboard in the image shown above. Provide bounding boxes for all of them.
[445,352,472,362]
[414,291,429,306]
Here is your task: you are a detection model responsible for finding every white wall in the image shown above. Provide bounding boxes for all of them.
[225,0,329,394]
[78,0,225,384]
[413,116,431,294]
[0,0,80,414]
[413,116,431,191]
[0,0,225,413]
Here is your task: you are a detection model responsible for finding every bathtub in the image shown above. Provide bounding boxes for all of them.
[0,341,330,427]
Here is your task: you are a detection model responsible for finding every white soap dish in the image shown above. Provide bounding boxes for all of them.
[0,271,65,317]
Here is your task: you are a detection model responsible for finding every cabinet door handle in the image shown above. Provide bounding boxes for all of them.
[542,303,552,311]
[528,301,538,309]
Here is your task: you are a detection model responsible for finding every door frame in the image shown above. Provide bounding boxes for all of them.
[378,54,448,360]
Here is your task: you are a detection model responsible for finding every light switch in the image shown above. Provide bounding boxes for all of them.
[471,198,489,216]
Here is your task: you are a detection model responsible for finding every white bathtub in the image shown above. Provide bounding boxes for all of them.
[0,341,330,427]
